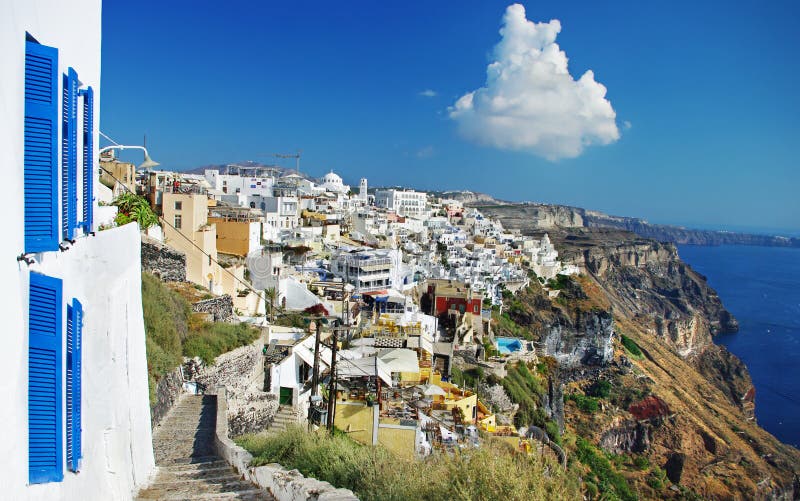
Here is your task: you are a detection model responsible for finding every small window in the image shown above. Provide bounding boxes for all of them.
[174,215,182,229]
[174,201,182,210]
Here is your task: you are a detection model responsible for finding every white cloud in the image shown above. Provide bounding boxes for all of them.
[449,4,619,160]
[419,89,438,97]
[623,120,632,130]
[416,145,435,158]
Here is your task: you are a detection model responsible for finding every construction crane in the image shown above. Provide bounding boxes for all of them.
[274,150,302,175]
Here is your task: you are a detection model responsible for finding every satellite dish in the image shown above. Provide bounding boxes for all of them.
[246,248,274,290]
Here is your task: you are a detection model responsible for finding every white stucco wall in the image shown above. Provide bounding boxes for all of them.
[1,1,156,499]
[2,223,156,500]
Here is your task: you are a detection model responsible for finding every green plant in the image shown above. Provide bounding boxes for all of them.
[545,274,572,290]
[575,437,636,501]
[567,393,599,413]
[264,287,278,322]
[236,426,581,501]
[182,321,259,365]
[620,334,643,357]
[112,192,158,229]
[141,273,259,402]
[545,420,562,445]
[633,455,650,470]
[501,363,550,428]
[587,379,611,399]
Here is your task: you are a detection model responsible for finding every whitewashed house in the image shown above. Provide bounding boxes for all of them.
[0,1,155,499]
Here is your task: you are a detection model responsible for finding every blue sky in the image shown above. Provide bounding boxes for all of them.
[101,1,799,233]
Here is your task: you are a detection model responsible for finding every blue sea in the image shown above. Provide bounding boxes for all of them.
[678,245,800,448]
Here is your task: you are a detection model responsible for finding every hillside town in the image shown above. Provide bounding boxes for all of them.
[11,1,798,500]
[104,154,582,459]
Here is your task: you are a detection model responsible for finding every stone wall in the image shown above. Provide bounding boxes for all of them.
[151,367,184,428]
[141,235,186,282]
[194,341,279,436]
[212,387,358,501]
[192,295,234,321]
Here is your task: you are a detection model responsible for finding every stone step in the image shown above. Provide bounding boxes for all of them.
[160,413,207,420]
[151,472,243,485]
[155,450,218,463]
[137,479,261,498]
[158,466,234,479]
[161,455,222,466]
[144,395,272,500]
[160,460,230,472]
[137,488,269,500]
[272,415,294,420]
[154,429,216,438]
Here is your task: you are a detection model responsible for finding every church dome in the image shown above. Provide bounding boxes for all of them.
[322,171,343,185]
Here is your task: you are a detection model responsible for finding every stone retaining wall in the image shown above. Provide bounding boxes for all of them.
[141,235,186,282]
[192,295,234,322]
[212,386,358,501]
[151,366,184,427]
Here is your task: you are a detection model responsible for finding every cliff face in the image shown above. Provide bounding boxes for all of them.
[583,211,800,248]
[561,233,798,499]
[542,310,614,367]
[490,226,799,499]
[476,202,800,248]
[556,233,752,409]
[565,235,738,350]
[474,203,584,229]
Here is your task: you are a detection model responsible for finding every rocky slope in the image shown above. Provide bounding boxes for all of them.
[488,226,799,499]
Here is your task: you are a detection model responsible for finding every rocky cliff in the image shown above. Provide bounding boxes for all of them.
[488,225,799,499]
[475,201,800,248]
[541,310,614,367]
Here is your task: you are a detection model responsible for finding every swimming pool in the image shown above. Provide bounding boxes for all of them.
[495,337,523,354]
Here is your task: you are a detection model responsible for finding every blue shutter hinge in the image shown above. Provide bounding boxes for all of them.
[17,253,35,265]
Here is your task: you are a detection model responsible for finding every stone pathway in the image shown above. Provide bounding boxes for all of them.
[136,394,272,500]
[264,405,297,435]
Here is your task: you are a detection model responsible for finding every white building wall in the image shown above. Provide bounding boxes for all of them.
[1,2,155,498]
[3,226,156,500]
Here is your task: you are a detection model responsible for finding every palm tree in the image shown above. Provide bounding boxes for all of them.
[264,287,278,322]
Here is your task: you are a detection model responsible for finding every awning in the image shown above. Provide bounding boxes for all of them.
[378,348,420,374]
[360,264,389,273]
[337,356,393,386]
[416,383,446,397]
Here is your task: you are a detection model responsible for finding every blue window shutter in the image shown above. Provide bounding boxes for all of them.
[28,272,63,484]
[24,41,59,253]
[80,87,94,232]
[62,68,78,241]
[66,299,83,472]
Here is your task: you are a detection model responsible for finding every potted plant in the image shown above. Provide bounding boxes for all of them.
[365,393,376,407]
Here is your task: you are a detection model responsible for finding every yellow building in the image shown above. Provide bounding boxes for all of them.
[208,217,261,257]
[334,401,417,459]
[99,157,135,196]
[162,192,222,292]
[427,373,485,424]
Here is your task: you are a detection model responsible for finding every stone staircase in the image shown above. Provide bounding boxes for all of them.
[264,405,297,435]
[137,394,272,500]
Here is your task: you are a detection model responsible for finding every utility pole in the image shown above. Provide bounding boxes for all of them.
[311,320,322,397]
[327,287,348,430]
[326,327,339,430]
